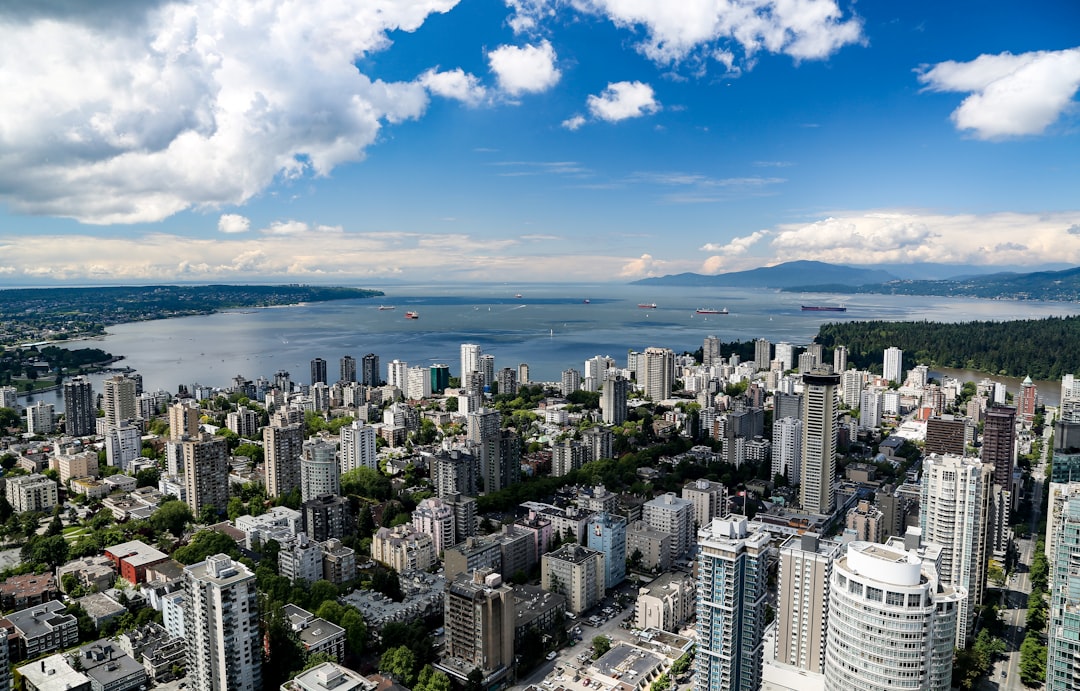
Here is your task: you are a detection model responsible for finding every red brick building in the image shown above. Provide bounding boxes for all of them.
[104,540,168,584]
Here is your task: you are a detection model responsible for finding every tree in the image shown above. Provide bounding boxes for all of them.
[379,645,417,686]
[413,665,452,691]
[1019,631,1047,686]
[307,580,338,609]
[987,562,1006,589]
[592,635,611,659]
[150,500,193,537]
[172,529,241,564]
[136,467,160,488]
[339,607,366,655]
[45,514,64,537]
[227,496,247,522]
[21,534,69,568]
[464,667,484,691]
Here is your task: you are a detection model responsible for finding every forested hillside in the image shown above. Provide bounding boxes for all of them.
[815,316,1080,379]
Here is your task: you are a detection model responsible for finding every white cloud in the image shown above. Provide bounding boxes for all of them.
[217,214,250,234]
[700,230,769,254]
[562,114,587,130]
[618,253,667,278]
[586,81,661,122]
[488,41,561,95]
[0,0,458,224]
[918,47,1080,139]
[419,68,488,105]
[505,0,862,70]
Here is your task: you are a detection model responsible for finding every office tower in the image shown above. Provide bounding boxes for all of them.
[339,420,377,473]
[517,363,529,385]
[542,544,605,615]
[361,353,380,386]
[776,533,840,673]
[102,375,138,430]
[460,344,482,382]
[169,401,200,440]
[106,423,142,471]
[774,342,795,371]
[983,405,1017,487]
[495,367,517,396]
[182,435,229,519]
[310,358,327,386]
[430,363,450,394]
[339,355,356,383]
[800,369,840,515]
[301,439,340,502]
[925,415,967,456]
[642,347,674,401]
[883,347,903,383]
[442,569,514,683]
[561,368,581,396]
[406,366,432,400]
[920,453,993,646]
[681,479,727,529]
[386,359,408,389]
[478,354,496,389]
[62,377,96,436]
[601,376,629,424]
[859,389,883,428]
[695,516,770,691]
[772,416,803,482]
[823,540,960,691]
[1018,375,1037,423]
[832,345,847,374]
[1047,495,1080,690]
[263,422,303,498]
[413,497,456,556]
[644,492,694,561]
[587,511,627,588]
[703,335,722,367]
[184,554,262,691]
[25,401,54,435]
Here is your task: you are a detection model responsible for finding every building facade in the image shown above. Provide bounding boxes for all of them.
[184,555,262,691]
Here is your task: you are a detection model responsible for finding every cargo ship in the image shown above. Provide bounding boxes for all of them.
[405,311,419,319]
[696,308,729,315]
[638,303,657,309]
[377,305,396,310]
[801,305,847,312]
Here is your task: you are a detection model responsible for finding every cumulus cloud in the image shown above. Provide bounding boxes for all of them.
[587,81,661,122]
[918,47,1080,139]
[618,253,668,278]
[562,115,587,131]
[419,67,488,105]
[1069,224,1080,235]
[700,230,769,254]
[488,41,561,95]
[0,0,458,224]
[505,0,863,70]
[217,214,250,234]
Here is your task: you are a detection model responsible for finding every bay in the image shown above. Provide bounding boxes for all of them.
[26,283,1080,402]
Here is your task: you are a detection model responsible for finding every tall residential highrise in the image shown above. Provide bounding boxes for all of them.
[361,353,380,386]
[301,439,340,502]
[467,408,517,493]
[441,569,514,685]
[310,358,327,386]
[642,347,674,401]
[832,345,847,374]
[496,367,517,396]
[682,479,728,530]
[184,554,262,691]
[1018,375,1037,423]
[983,405,1017,487]
[406,366,432,400]
[63,376,96,437]
[339,355,356,383]
[823,540,961,691]
[587,511,627,588]
[561,368,581,396]
[264,422,304,498]
[774,342,795,371]
[386,359,408,389]
[168,401,200,441]
[430,363,451,394]
[413,497,456,556]
[776,533,840,674]
[695,516,770,691]
[478,354,496,388]
[925,415,967,456]
[517,363,529,385]
[799,369,840,515]
[644,492,695,562]
[1047,495,1080,690]
[754,338,771,371]
[601,375,629,424]
[340,420,377,473]
[103,375,138,429]
[183,435,229,519]
[772,416,803,482]
[883,347,903,383]
[703,335,722,367]
[460,344,482,382]
[920,453,992,646]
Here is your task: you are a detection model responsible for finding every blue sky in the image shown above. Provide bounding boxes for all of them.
[0,0,1078,284]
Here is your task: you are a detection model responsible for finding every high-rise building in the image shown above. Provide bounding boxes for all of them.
[772,416,803,482]
[841,369,865,408]
[264,422,304,498]
[460,344,482,382]
[386,359,408,390]
[430,364,450,394]
[361,353,380,387]
[776,533,839,673]
[168,401,200,441]
[642,347,674,401]
[340,420,377,473]
[983,405,1017,487]
[103,375,138,430]
[1047,494,1080,690]
[754,338,771,371]
[587,511,627,588]
[302,494,349,542]
[859,389,883,428]
[467,408,518,493]
[1018,375,1037,423]
[406,366,432,400]
[800,369,840,515]
[682,479,727,530]
[925,415,967,456]
[774,342,795,371]
[339,355,356,383]
[0,384,17,411]
[182,435,230,520]
[883,347,903,383]
[601,375,629,424]
[430,450,479,498]
[695,516,770,691]
[495,367,517,396]
[184,554,262,691]
[517,363,529,385]
[413,497,456,556]
[643,492,694,561]
[301,439,340,502]
[703,335,722,367]
[561,368,581,396]
[64,381,99,438]
[478,354,496,389]
[542,544,605,615]
[832,345,847,374]
[106,423,142,471]
[226,406,259,438]
[441,569,514,685]
[310,358,327,386]
[823,540,960,691]
[920,453,993,646]
[25,401,55,435]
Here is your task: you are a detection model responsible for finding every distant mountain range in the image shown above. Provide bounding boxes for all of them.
[632,261,898,288]
[785,265,1080,301]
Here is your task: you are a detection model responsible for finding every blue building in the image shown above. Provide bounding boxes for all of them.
[586,511,626,589]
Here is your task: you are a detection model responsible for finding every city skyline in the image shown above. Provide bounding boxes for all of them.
[0,1,1078,284]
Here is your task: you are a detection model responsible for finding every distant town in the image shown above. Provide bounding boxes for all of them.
[0,331,1072,691]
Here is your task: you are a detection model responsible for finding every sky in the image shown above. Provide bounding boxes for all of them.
[0,0,1079,285]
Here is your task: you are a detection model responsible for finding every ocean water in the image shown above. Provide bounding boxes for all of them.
[27,282,1080,400]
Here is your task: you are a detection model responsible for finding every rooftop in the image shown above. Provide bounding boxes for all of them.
[104,539,168,567]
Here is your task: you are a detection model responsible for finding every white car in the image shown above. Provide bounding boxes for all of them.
[547,652,557,661]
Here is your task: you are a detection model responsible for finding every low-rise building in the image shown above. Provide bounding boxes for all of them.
[282,604,346,663]
[511,584,567,650]
[635,572,695,632]
[73,640,148,691]
[0,573,59,611]
[6,473,58,513]
[2,600,79,660]
[280,534,324,584]
[104,540,169,585]
[116,622,186,682]
[57,556,116,594]
[18,653,92,691]
[541,544,605,615]
[281,662,376,691]
[76,592,127,630]
[371,525,436,574]
[320,539,357,585]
